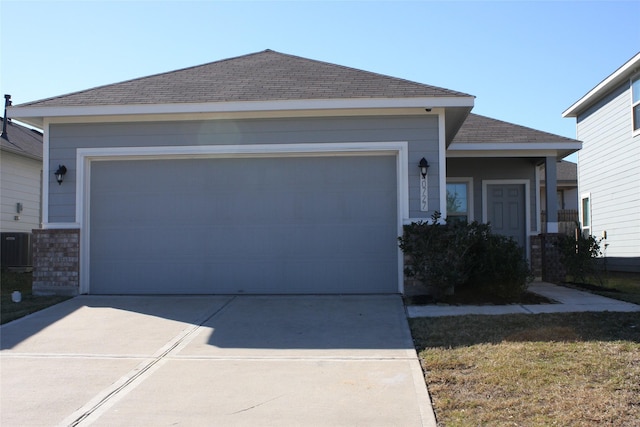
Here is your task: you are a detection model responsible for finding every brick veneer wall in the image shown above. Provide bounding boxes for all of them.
[32,229,80,296]
[530,233,566,284]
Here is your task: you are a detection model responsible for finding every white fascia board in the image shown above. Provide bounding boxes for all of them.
[9,96,475,121]
[447,142,582,158]
[44,107,446,126]
[562,52,640,118]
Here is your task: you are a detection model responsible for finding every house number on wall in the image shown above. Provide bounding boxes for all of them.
[420,175,428,211]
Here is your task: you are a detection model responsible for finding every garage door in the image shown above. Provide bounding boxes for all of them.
[89,155,398,294]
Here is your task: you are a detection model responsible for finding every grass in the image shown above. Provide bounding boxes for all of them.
[564,271,640,305]
[410,312,640,426]
[1,270,71,325]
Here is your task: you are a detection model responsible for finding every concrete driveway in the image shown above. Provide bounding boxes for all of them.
[1,295,435,426]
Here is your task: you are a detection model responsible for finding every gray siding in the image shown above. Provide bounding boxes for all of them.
[447,158,538,232]
[577,81,640,269]
[1,150,42,232]
[49,115,440,222]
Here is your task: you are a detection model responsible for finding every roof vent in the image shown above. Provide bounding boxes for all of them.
[1,94,11,139]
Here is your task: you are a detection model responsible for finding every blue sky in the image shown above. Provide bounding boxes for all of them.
[2,1,639,162]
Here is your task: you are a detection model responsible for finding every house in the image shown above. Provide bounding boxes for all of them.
[9,50,581,295]
[539,160,578,234]
[447,113,580,249]
[563,52,640,273]
[1,97,43,269]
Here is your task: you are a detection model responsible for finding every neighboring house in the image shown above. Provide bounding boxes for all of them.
[563,52,640,273]
[1,108,43,269]
[9,50,581,295]
[539,160,578,234]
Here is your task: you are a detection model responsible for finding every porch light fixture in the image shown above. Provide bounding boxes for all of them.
[418,157,429,178]
[54,165,67,185]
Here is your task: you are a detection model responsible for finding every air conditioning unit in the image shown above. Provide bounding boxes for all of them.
[1,232,33,270]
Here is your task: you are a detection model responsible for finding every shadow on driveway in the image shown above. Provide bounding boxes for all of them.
[0,294,413,352]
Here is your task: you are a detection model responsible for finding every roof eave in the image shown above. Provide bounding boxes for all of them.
[0,144,43,161]
[9,96,475,128]
[562,52,640,118]
[447,142,582,159]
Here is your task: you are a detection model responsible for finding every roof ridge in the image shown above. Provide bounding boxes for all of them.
[16,49,473,107]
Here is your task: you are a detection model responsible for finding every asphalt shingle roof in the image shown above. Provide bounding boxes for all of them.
[541,160,578,183]
[453,113,580,144]
[18,50,472,108]
[1,117,43,160]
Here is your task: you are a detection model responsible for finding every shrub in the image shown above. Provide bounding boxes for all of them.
[398,212,532,299]
[557,228,603,284]
[467,233,532,299]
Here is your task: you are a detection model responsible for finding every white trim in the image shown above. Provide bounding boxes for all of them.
[445,177,474,222]
[534,165,541,234]
[76,141,409,295]
[42,120,50,226]
[446,149,580,158]
[580,192,592,235]
[631,73,640,136]
[438,112,447,214]
[75,142,407,160]
[396,146,409,293]
[42,108,430,125]
[9,97,475,127]
[43,222,81,229]
[448,142,582,154]
[563,52,640,118]
[482,179,532,259]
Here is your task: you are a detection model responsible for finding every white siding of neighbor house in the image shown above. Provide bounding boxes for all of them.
[47,115,441,223]
[0,150,42,232]
[577,81,640,270]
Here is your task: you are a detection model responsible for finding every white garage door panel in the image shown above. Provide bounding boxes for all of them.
[89,156,398,294]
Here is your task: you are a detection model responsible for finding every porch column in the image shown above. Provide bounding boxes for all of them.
[544,156,559,233]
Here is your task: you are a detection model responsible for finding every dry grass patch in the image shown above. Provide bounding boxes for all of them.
[410,313,640,426]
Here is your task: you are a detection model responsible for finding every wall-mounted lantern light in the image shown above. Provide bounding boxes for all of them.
[418,157,429,178]
[54,165,67,185]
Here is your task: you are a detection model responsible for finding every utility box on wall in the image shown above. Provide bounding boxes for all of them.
[1,232,33,270]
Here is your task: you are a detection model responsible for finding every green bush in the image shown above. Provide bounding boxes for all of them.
[557,228,603,284]
[467,233,532,299]
[398,212,532,298]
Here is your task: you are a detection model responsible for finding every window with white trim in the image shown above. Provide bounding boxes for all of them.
[446,181,470,223]
[633,75,640,133]
[581,195,591,236]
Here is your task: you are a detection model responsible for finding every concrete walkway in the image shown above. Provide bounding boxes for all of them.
[1,295,436,427]
[407,282,640,318]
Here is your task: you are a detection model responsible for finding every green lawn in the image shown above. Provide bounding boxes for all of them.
[565,271,640,305]
[1,271,71,325]
[410,312,640,426]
